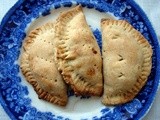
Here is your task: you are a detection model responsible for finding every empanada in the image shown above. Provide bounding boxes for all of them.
[55,5,103,96]
[20,23,68,106]
[101,19,152,105]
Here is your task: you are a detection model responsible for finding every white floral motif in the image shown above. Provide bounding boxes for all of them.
[0,0,158,120]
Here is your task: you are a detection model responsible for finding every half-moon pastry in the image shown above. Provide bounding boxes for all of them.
[20,23,68,106]
[101,19,152,105]
[55,5,103,96]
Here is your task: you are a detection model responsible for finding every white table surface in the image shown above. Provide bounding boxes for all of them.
[0,0,160,120]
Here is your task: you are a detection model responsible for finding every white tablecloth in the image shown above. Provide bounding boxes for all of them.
[0,0,160,120]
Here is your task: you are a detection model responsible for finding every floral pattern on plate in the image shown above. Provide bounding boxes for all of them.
[0,0,160,120]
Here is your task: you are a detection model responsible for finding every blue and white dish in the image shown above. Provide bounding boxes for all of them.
[0,0,160,120]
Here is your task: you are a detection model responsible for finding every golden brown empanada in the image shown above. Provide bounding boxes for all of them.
[101,19,152,105]
[55,5,103,96]
[20,23,68,106]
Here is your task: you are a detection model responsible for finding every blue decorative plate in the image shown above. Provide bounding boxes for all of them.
[0,0,160,120]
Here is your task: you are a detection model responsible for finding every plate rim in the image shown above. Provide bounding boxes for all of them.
[126,0,160,119]
[0,0,160,120]
[0,1,23,120]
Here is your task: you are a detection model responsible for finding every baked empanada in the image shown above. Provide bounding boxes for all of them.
[20,23,68,106]
[55,5,103,96]
[101,19,152,105]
